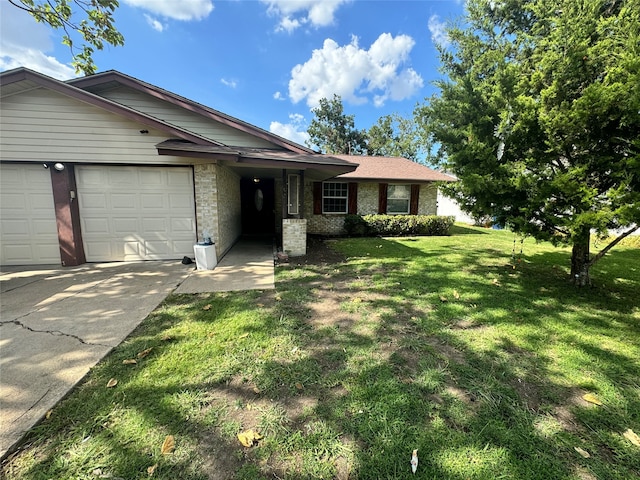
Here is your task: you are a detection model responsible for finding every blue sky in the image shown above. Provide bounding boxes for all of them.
[0,0,465,146]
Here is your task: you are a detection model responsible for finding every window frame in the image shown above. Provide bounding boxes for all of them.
[322,181,349,214]
[287,174,300,215]
[386,184,411,215]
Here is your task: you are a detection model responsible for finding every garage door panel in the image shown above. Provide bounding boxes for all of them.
[82,217,110,234]
[171,218,195,233]
[142,218,168,233]
[1,164,59,265]
[111,193,138,209]
[77,166,196,262]
[169,193,193,209]
[139,170,163,185]
[141,193,165,209]
[81,192,108,209]
[108,168,137,185]
[113,218,138,233]
[168,170,193,186]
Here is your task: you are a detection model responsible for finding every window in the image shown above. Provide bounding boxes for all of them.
[323,182,348,213]
[288,174,299,215]
[387,184,410,214]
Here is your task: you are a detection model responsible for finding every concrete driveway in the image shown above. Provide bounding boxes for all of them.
[0,261,192,460]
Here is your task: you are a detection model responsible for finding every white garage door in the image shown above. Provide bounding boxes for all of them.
[0,164,60,265]
[76,166,196,262]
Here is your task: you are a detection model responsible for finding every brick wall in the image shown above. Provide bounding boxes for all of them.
[194,163,241,258]
[216,165,242,255]
[303,180,440,235]
[282,218,307,256]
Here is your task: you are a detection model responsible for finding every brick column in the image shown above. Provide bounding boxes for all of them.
[282,218,307,256]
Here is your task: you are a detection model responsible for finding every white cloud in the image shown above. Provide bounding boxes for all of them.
[270,113,309,145]
[288,33,423,108]
[220,78,237,88]
[0,1,76,79]
[261,0,349,33]
[123,0,213,21]
[144,14,166,32]
[428,14,450,48]
[273,91,285,100]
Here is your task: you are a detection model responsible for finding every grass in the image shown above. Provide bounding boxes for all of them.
[2,226,639,479]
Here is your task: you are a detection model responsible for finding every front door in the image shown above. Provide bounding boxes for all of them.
[241,178,275,234]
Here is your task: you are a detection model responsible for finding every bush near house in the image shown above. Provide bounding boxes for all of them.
[345,214,455,237]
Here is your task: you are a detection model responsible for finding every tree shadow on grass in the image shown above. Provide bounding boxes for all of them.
[6,238,638,480]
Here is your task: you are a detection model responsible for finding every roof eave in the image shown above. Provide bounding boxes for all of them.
[69,71,316,154]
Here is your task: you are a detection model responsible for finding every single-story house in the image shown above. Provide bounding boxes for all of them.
[0,68,454,266]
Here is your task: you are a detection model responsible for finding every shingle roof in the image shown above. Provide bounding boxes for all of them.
[333,155,456,182]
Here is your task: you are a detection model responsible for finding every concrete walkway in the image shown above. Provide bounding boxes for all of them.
[175,236,276,294]
[0,237,275,459]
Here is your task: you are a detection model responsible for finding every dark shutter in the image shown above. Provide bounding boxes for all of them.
[410,184,420,215]
[348,182,358,214]
[313,182,322,215]
[378,183,388,214]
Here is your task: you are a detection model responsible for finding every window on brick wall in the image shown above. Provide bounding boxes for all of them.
[322,182,348,214]
[288,174,299,215]
[387,184,411,214]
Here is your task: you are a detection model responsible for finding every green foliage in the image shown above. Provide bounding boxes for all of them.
[306,94,367,154]
[344,214,371,236]
[366,113,421,160]
[346,214,455,236]
[416,0,640,284]
[10,0,124,75]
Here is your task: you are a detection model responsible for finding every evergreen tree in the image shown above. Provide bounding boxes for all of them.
[416,0,640,286]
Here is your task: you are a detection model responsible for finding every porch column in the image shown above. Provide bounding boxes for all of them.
[282,218,307,256]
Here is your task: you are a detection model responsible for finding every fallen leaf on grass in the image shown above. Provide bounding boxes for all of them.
[238,333,249,339]
[161,435,175,455]
[453,290,460,299]
[106,378,118,388]
[45,410,52,419]
[574,446,590,458]
[237,429,263,448]
[295,382,304,391]
[202,304,212,310]
[623,428,640,447]
[252,386,261,394]
[137,347,153,359]
[122,359,137,365]
[439,296,448,302]
[582,393,603,406]
[147,464,157,476]
[491,278,501,286]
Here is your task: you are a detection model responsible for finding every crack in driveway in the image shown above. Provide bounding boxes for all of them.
[1,319,111,348]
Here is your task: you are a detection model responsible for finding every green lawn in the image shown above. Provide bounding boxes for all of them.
[3,226,639,479]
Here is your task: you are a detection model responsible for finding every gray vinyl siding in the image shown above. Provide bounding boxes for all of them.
[94,86,279,149]
[0,87,186,165]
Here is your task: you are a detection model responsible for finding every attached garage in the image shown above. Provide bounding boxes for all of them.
[76,165,197,262]
[0,164,60,265]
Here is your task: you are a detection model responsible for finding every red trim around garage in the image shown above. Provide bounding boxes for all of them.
[50,165,86,266]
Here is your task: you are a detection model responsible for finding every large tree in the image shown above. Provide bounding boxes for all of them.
[417,0,640,286]
[306,94,367,155]
[366,113,421,161]
[8,0,124,75]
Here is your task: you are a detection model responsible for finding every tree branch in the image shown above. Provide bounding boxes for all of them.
[588,225,640,268]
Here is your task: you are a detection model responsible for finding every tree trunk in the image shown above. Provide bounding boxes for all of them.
[570,229,591,286]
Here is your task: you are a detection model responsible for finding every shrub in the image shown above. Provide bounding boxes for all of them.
[344,214,371,236]
[345,214,455,237]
